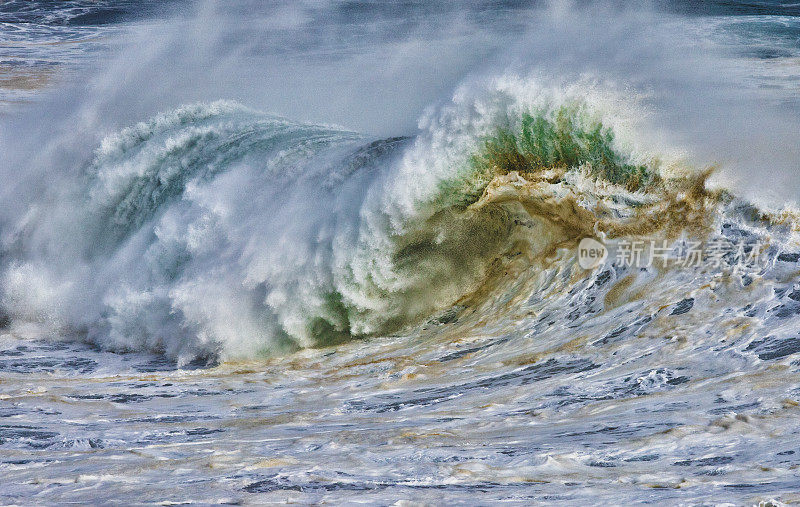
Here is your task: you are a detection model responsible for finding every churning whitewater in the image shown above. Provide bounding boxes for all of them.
[0,76,730,362]
[2,0,800,504]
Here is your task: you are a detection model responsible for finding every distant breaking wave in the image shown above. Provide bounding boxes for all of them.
[1,75,797,364]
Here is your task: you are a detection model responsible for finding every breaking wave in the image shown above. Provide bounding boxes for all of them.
[0,75,797,364]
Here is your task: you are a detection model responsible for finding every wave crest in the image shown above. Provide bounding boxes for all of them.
[0,76,756,363]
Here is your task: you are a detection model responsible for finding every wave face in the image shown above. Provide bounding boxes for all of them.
[0,74,797,368]
[0,91,502,360]
[1,79,618,361]
[0,80,656,357]
[3,101,370,359]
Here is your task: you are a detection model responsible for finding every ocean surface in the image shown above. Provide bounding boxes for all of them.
[1,0,800,504]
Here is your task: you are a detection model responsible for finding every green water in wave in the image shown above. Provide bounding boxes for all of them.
[437,106,661,208]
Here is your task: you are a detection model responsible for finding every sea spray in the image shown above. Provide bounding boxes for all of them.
[0,76,738,362]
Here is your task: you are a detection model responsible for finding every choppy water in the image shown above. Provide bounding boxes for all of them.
[2,0,800,504]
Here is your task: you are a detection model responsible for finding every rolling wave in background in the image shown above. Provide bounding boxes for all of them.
[1,0,800,503]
